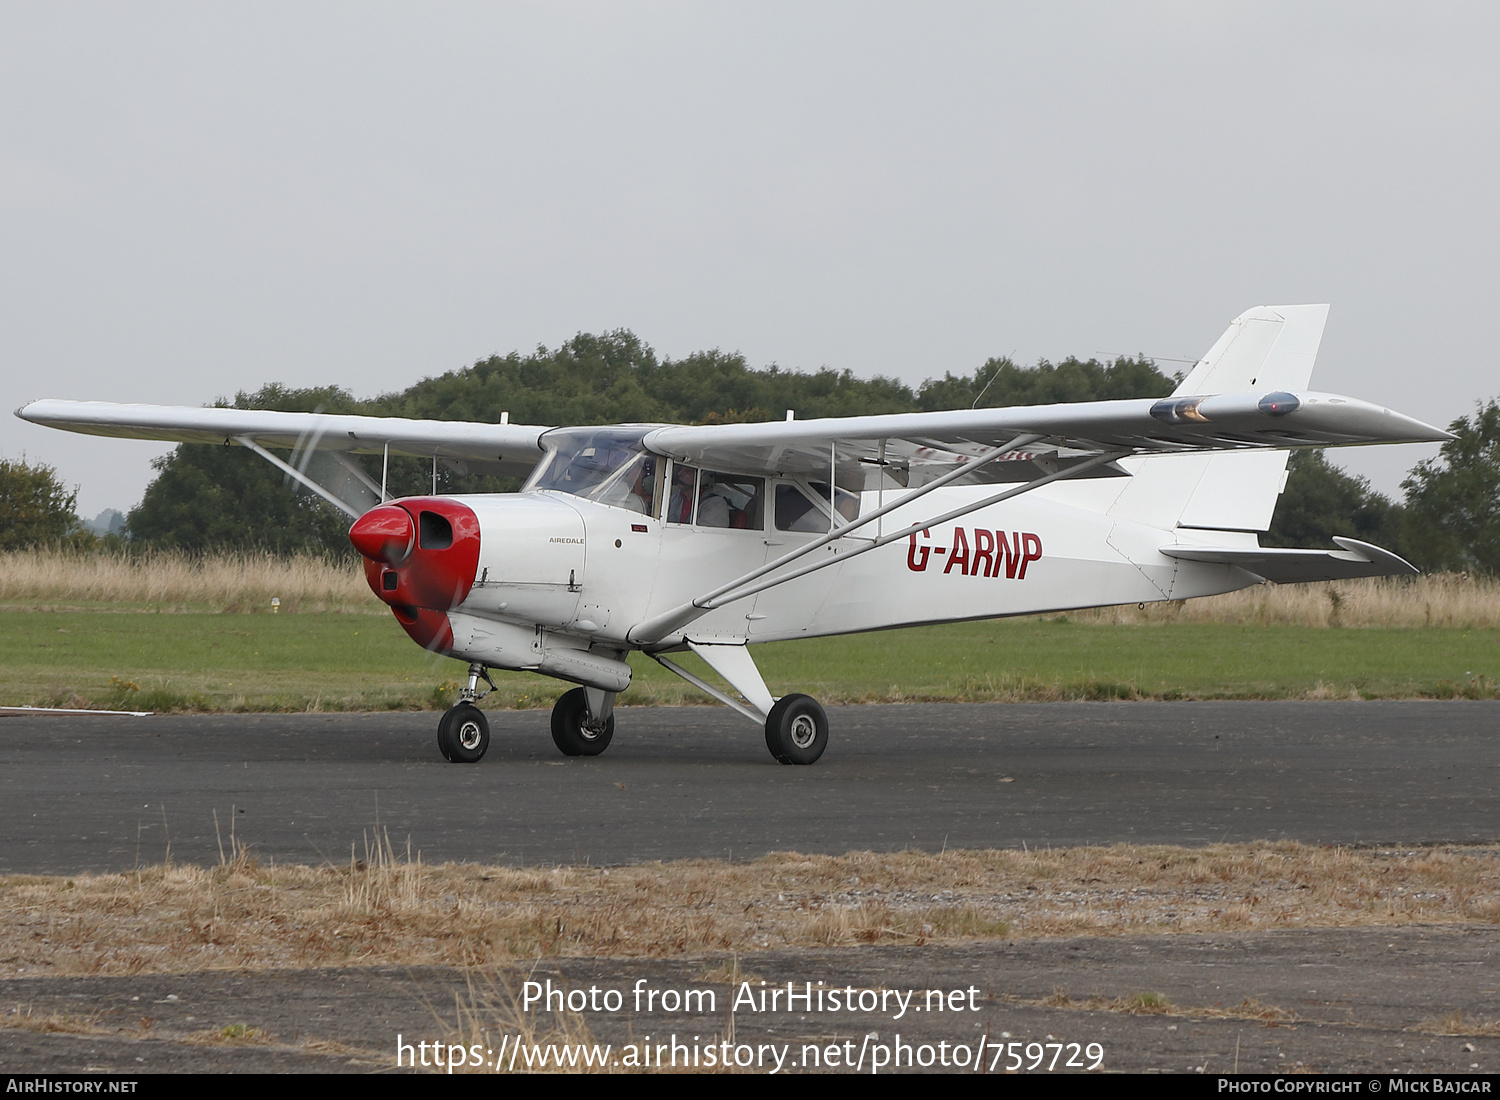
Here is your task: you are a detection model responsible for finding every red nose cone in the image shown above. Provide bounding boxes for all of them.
[354,497,481,615]
[349,505,416,564]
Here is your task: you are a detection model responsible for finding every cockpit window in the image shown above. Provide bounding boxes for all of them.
[591,452,659,515]
[665,464,698,524]
[525,427,662,515]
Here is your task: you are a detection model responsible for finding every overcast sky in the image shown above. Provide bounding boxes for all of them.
[3,2,1496,517]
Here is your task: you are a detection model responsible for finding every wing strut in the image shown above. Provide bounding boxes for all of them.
[630,439,1124,645]
[234,435,363,520]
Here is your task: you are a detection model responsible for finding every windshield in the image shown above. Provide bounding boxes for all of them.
[525,427,662,513]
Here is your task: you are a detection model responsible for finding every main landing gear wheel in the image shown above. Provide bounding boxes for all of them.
[764,694,828,765]
[551,687,615,757]
[438,703,490,764]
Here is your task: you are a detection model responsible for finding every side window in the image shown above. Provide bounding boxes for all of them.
[775,481,860,533]
[810,481,861,524]
[698,472,765,530]
[775,484,825,532]
[666,464,698,524]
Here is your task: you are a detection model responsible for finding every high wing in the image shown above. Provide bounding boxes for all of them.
[15,400,549,480]
[641,390,1449,489]
[17,399,551,517]
[16,305,1451,494]
[13,305,1451,525]
[20,390,1448,498]
[646,304,1447,484]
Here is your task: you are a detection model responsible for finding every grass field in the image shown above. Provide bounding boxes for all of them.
[2,608,1496,711]
[3,547,1496,710]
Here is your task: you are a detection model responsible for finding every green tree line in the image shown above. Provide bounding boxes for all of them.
[123,332,1180,555]
[6,330,1496,573]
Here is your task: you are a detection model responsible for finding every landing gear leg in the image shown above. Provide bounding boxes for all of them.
[649,642,831,764]
[551,687,615,756]
[437,663,495,764]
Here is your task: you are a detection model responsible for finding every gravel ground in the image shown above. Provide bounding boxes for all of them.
[2,925,1495,1074]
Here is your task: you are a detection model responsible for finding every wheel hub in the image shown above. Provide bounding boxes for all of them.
[457,719,483,750]
[789,714,817,749]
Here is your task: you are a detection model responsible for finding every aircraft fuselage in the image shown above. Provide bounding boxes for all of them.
[352,472,1256,690]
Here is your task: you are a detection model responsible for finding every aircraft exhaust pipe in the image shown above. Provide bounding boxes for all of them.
[446,612,633,693]
[536,648,632,693]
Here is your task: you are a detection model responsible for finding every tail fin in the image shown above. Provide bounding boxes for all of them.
[1172,304,1328,397]
[1109,305,1329,533]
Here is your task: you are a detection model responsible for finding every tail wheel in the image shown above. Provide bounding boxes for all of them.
[438,703,490,764]
[551,687,614,757]
[764,694,828,765]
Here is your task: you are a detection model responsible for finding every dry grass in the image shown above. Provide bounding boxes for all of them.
[1036,989,1300,1024]
[1410,1008,1494,1032]
[444,974,617,1074]
[1069,573,1500,630]
[0,548,370,613]
[179,1023,274,1046]
[696,955,762,986]
[3,548,1498,627]
[0,1005,106,1035]
[0,996,384,1063]
[1412,1011,1500,1037]
[2,841,1496,979]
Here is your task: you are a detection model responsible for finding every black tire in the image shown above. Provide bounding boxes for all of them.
[438,703,489,764]
[550,688,614,757]
[764,694,828,765]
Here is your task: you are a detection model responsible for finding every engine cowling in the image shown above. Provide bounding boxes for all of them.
[348,497,481,653]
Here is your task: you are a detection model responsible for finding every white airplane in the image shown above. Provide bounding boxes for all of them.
[18,306,1449,765]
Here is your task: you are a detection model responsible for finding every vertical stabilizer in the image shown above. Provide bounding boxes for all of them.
[1110,305,1329,533]
[1172,304,1328,396]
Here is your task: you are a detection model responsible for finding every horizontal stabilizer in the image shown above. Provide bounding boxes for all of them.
[1160,537,1417,584]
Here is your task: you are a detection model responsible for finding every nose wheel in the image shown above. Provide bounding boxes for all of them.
[437,663,496,763]
[437,702,490,763]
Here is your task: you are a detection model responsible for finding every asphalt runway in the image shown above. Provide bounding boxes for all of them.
[1,701,1496,873]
